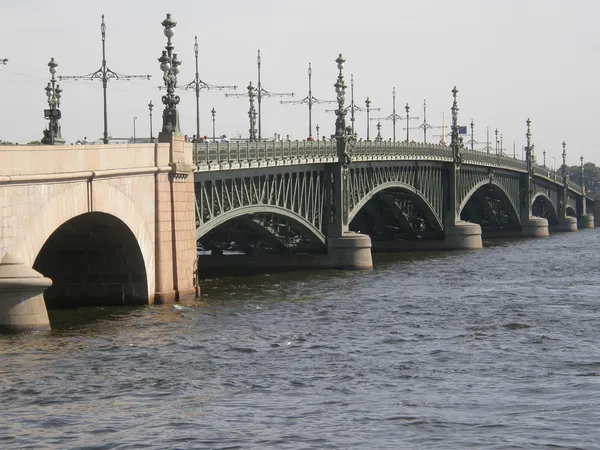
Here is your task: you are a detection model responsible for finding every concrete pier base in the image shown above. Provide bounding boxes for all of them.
[0,253,52,333]
[557,216,578,232]
[578,214,595,229]
[521,216,550,237]
[445,221,482,249]
[326,232,373,270]
[594,193,600,227]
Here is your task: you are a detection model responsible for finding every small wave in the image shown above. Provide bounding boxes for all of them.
[503,323,532,330]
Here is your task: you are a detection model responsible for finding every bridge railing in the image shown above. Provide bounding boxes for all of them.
[194,141,338,169]
[350,141,453,161]
[193,141,584,193]
[462,148,528,172]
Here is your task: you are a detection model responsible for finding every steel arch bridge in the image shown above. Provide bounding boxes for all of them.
[193,140,592,254]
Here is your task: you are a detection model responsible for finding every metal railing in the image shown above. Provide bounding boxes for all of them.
[192,140,586,193]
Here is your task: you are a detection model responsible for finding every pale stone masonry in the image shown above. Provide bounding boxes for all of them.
[0,134,197,330]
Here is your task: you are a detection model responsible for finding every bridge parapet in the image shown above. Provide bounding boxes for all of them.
[194,141,338,171]
[462,148,528,172]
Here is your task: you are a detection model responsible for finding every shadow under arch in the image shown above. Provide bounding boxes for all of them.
[33,212,148,309]
[531,193,559,225]
[348,181,443,232]
[197,205,327,249]
[459,181,521,232]
[459,180,520,223]
[566,206,577,217]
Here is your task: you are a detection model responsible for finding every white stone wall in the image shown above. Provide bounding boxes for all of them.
[0,143,163,298]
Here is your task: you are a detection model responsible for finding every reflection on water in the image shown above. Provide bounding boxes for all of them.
[1,230,600,449]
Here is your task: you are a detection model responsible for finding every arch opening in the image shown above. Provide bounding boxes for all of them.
[460,184,520,233]
[532,195,559,226]
[198,212,326,256]
[33,212,148,309]
[349,188,443,242]
[566,206,577,217]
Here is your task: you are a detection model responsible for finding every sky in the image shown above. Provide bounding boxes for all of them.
[1,0,598,167]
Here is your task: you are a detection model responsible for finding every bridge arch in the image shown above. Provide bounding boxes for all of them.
[348,181,443,231]
[459,180,520,223]
[531,192,559,224]
[197,205,327,247]
[17,182,155,304]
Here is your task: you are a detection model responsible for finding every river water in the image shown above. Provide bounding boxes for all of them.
[1,230,599,449]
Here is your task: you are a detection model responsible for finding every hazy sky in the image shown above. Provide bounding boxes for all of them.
[1,0,598,166]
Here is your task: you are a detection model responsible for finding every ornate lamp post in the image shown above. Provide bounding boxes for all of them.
[158,14,182,134]
[211,107,216,142]
[41,58,64,145]
[561,141,568,183]
[316,124,320,141]
[133,116,137,143]
[247,82,257,142]
[469,119,475,151]
[148,101,154,141]
[495,128,499,155]
[543,149,546,168]
[59,15,151,144]
[326,74,361,135]
[365,97,371,140]
[364,97,380,140]
[447,86,463,226]
[375,121,383,142]
[580,155,585,192]
[403,103,419,142]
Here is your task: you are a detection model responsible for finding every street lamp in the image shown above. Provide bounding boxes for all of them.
[59,15,151,144]
[495,128,499,155]
[158,13,182,133]
[280,62,335,138]
[403,103,419,142]
[468,119,475,151]
[561,141,568,182]
[371,87,408,143]
[133,116,137,143]
[256,49,294,141]
[316,124,320,141]
[364,97,380,140]
[41,58,64,145]
[178,36,236,141]
[211,107,216,142]
[148,100,154,141]
[543,149,546,167]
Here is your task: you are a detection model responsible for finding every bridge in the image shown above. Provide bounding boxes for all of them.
[0,44,597,333]
[0,116,596,333]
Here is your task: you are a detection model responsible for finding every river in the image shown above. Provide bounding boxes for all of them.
[1,230,599,449]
